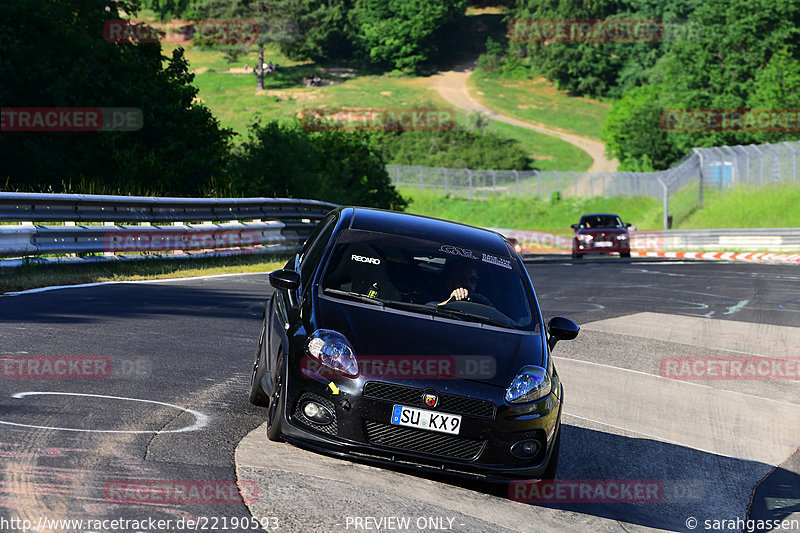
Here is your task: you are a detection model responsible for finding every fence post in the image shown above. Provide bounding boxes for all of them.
[514,170,519,198]
[537,171,541,199]
[395,165,400,188]
[589,173,593,197]
[444,167,449,196]
[574,173,578,196]
[554,171,560,196]
[491,169,496,195]
[750,144,764,186]
[467,169,473,200]
[418,166,424,191]
[694,148,704,207]
[784,142,798,182]
[656,176,669,231]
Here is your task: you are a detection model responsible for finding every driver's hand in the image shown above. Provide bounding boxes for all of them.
[439,287,469,305]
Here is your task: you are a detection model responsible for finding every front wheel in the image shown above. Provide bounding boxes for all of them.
[572,252,582,259]
[620,251,631,258]
[266,354,285,442]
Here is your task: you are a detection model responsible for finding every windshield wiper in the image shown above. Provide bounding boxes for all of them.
[323,288,384,306]
[383,301,511,329]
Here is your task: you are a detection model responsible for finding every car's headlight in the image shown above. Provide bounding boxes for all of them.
[505,365,551,404]
[616,234,629,241]
[306,329,359,377]
[577,234,593,242]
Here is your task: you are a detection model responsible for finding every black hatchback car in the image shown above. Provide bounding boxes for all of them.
[250,207,579,482]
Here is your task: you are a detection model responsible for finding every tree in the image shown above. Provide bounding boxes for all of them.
[603,84,680,170]
[229,121,407,210]
[354,0,467,71]
[657,0,800,152]
[0,0,232,195]
[747,47,800,144]
[194,0,298,90]
[506,0,703,98]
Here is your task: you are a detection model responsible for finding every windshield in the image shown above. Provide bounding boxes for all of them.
[320,229,538,330]
[579,215,624,229]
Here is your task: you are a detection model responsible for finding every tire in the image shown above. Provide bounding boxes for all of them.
[248,318,270,406]
[572,252,582,259]
[266,353,285,442]
[620,251,631,258]
[541,423,561,480]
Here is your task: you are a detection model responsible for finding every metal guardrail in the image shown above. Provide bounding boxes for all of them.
[0,192,335,223]
[0,192,337,261]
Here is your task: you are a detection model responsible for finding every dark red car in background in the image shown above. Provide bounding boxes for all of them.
[570,213,632,259]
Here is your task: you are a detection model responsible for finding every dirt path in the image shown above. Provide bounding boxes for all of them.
[429,65,619,173]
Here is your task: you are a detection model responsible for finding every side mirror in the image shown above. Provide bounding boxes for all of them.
[625,223,632,228]
[547,316,580,350]
[570,224,579,231]
[269,269,300,291]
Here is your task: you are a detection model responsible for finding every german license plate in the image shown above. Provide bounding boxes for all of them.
[595,241,613,247]
[390,405,461,435]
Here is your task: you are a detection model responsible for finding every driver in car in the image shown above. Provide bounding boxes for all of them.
[436,261,491,306]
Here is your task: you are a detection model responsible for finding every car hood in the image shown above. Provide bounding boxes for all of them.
[316,297,545,388]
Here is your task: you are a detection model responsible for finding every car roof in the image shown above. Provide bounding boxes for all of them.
[338,207,511,255]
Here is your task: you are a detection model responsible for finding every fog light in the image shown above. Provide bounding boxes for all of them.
[302,401,333,425]
[510,439,541,459]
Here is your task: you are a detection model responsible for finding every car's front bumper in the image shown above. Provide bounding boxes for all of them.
[278,371,563,482]
[574,239,630,254]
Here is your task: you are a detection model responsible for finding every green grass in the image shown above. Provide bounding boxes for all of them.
[470,74,611,140]
[400,188,664,231]
[679,184,800,229]
[0,255,286,294]
[486,121,592,171]
[171,44,594,170]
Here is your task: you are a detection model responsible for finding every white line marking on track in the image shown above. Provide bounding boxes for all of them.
[0,391,210,433]
[725,299,750,315]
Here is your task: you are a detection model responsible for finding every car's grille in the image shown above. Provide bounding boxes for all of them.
[364,421,485,460]
[363,382,495,419]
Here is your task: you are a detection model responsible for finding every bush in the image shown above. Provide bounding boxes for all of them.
[229,121,407,210]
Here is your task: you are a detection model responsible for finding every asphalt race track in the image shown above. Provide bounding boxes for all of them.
[1,257,798,533]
